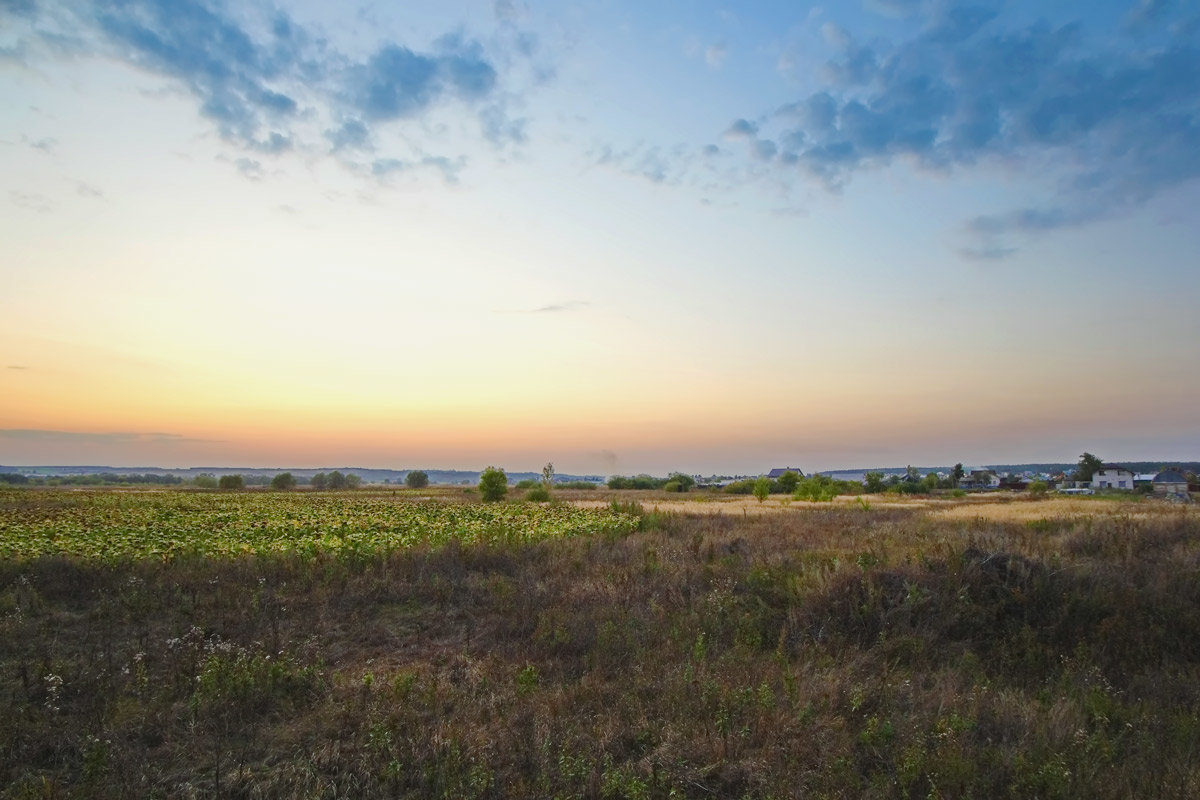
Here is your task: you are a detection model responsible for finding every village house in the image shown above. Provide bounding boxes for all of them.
[1091,466,1135,491]
[961,469,1001,489]
[766,467,805,479]
[1153,469,1190,497]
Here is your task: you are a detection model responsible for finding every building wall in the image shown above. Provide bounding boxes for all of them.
[1091,469,1134,490]
[1153,482,1189,494]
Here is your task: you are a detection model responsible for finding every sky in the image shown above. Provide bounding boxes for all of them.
[1,0,1198,475]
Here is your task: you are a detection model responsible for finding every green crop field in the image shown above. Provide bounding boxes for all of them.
[0,490,640,560]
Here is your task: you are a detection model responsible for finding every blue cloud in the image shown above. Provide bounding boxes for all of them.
[720,1,1200,256]
[13,1,518,179]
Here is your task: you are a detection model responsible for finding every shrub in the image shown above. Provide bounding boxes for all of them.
[662,481,682,493]
[753,477,771,503]
[776,471,801,493]
[270,472,297,491]
[515,479,538,490]
[404,470,429,489]
[1029,480,1049,497]
[192,474,218,489]
[217,474,244,490]
[525,486,550,502]
[479,467,508,502]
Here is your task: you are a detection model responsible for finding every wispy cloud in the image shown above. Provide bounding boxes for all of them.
[22,134,57,152]
[6,365,30,370]
[74,181,103,198]
[529,301,590,313]
[715,1,1200,257]
[10,190,53,212]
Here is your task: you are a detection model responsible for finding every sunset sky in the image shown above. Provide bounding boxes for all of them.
[2,0,1198,475]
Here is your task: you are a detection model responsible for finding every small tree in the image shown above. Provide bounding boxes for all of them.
[922,473,939,493]
[864,472,885,493]
[1073,453,1104,482]
[218,474,244,490]
[1029,480,1049,497]
[776,470,800,494]
[951,463,965,488]
[479,466,508,502]
[405,470,429,488]
[327,470,347,490]
[270,472,297,490]
[345,473,362,489]
[310,472,328,490]
[667,473,695,492]
[753,476,771,503]
[541,462,555,491]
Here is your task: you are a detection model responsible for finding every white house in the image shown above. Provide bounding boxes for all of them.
[1091,466,1135,491]
[963,469,1001,489]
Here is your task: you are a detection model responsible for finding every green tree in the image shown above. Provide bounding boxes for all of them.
[345,473,361,489]
[327,470,347,490]
[192,473,218,489]
[1073,453,1104,482]
[270,472,297,490]
[1029,480,1049,497]
[864,471,885,493]
[479,466,508,502]
[667,473,695,492]
[405,470,429,488]
[776,470,801,494]
[922,472,939,493]
[218,474,244,490]
[310,472,328,490]
[753,476,771,503]
[541,462,555,492]
[951,463,965,488]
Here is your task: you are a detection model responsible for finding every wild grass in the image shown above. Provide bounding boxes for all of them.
[1,492,1199,797]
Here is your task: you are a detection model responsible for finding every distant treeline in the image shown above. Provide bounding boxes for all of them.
[0,472,185,486]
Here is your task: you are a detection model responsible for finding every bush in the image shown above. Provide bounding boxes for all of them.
[1029,480,1049,497]
[218,475,244,490]
[776,471,801,493]
[662,481,682,493]
[557,481,597,490]
[753,477,771,503]
[404,470,429,489]
[525,486,550,502]
[479,467,508,502]
[515,479,538,490]
[270,472,297,491]
[192,474,218,489]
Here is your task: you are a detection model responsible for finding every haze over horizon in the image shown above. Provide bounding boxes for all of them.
[3,1,1198,477]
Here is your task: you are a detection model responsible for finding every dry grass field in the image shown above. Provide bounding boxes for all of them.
[2,487,1199,798]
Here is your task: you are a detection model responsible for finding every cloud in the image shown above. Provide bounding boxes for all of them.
[10,190,53,212]
[371,155,465,183]
[705,43,727,68]
[0,429,216,444]
[9,0,526,180]
[6,365,29,370]
[528,301,590,313]
[592,142,692,185]
[233,157,264,180]
[23,134,56,152]
[716,1,1200,256]
[74,181,103,198]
